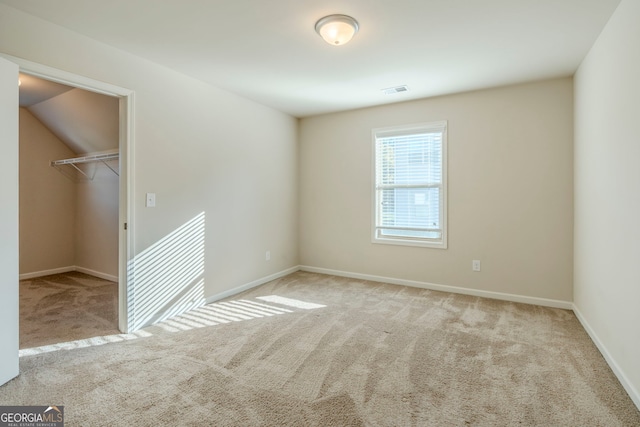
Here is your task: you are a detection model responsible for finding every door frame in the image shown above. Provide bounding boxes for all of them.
[3,53,135,333]
[0,56,20,386]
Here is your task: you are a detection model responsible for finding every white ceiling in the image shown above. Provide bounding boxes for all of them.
[27,86,119,154]
[19,73,119,154]
[1,0,621,117]
[18,73,73,107]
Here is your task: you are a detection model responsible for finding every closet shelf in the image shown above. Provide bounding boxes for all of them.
[51,152,119,181]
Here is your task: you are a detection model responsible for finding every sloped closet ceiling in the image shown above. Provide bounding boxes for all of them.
[19,73,118,155]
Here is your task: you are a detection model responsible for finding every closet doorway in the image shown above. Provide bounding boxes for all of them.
[11,57,133,349]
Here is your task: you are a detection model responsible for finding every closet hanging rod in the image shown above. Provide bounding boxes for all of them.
[50,152,120,179]
[50,152,119,166]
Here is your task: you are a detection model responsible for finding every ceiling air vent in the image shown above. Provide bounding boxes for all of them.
[381,85,409,95]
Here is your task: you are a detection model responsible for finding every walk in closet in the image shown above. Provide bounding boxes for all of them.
[18,73,120,348]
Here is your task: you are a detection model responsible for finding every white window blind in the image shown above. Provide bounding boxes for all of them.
[373,121,447,248]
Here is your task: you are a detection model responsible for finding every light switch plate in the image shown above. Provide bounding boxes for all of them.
[146,193,156,208]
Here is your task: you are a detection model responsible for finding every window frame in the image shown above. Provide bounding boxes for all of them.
[371,121,448,249]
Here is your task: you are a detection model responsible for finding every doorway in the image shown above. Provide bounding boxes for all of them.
[19,73,121,348]
[5,54,134,337]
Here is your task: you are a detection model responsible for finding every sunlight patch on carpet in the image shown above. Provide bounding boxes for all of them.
[20,296,326,355]
[19,330,153,357]
[154,296,325,333]
[257,295,327,310]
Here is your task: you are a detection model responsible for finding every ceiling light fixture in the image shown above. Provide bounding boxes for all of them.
[315,14,359,46]
[382,85,409,95]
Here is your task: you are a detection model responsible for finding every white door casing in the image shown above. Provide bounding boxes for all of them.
[1,52,135,334]
[0,56,20,386]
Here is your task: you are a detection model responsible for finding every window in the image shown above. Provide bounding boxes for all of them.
[373,121,447,248]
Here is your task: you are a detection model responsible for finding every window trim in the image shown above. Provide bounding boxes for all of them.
[371,121,448,249]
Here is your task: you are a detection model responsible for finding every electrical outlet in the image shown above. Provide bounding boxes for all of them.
[472,260,481,272]
[265,251,271,261]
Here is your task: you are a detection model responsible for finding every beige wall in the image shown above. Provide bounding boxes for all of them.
[28,88,119,154]
[20,105,119,279]
[574,0,640,408]
[75,162,119,277]
[19,108,76,274]
[300,78,573,302]
[1,3,299,330]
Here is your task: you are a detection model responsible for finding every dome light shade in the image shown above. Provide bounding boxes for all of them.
[315,14,359,46]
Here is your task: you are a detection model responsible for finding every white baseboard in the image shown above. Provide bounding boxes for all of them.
[573,304,640,410]
[299,265,573,310]
[20,266,117,282]
[19,266,75,280]
[74,266,118,282]
[205,266,300,304]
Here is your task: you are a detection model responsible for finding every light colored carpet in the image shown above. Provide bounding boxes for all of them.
[19,272,119,349]
[3,271,639,426]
